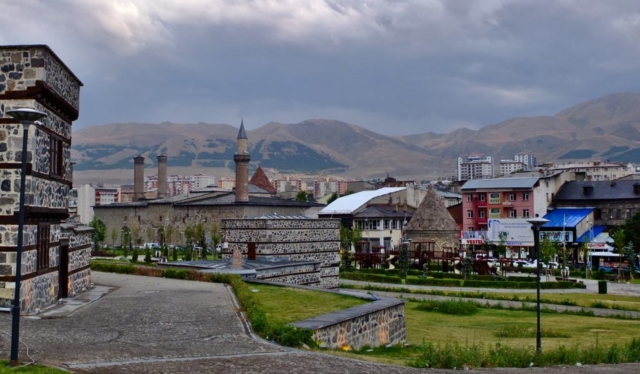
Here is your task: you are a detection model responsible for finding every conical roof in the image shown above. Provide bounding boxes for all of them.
[237,119,247,139]
[249,166,276,193]
[405,187,458,231]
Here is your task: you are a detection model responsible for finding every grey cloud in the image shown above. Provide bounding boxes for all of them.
[2,0,640,135]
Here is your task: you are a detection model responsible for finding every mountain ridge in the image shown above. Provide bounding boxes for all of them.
[72,93,640,182]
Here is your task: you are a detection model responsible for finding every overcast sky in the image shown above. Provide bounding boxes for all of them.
[3,0,640,135]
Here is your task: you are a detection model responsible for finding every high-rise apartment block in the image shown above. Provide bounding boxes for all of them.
[514,152,537,170]
[457,155,494,181]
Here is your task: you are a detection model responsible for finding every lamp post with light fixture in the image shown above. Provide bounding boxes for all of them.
[6,108,47,366]
[527,215,549,353]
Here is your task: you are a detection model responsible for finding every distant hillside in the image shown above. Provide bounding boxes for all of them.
[72,93,640,182]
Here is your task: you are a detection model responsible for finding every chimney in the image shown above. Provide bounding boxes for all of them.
[157,154,167,199]
[234,119,250,203]
[133,155,145,201]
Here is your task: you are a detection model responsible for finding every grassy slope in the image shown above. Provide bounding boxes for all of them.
[249,284,367,324]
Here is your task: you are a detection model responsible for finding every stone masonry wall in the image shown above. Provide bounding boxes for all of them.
[293,302,406,350]
[256,262,321,286]
[20,271,58,314]
[222,218,340,289]
[0,46,81,109]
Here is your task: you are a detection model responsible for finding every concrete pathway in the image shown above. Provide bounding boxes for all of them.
[0,272,639,373]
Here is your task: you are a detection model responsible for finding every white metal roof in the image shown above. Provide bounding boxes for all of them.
[461,177,540,190]
[319,187,406,215]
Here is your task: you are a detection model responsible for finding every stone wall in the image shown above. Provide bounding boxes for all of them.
[255,262,321,286]
[0,46,81,109]
[20,271,58,314]
[222,218,340,289]
[291,298,406,350]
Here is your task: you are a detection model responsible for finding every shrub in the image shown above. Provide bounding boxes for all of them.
[416,299,478,315]
[131,248,139,262]
[340,272,403,284]
[406,278,461,287]
[494,325,570,338]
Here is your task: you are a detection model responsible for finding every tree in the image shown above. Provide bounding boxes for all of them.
[397,239,411,280]
[131,223,142,248]
[147,227,154,243]
[210,222,222,259]
[194,223,206,259]
[90,217,106,243]
[622,242,636,280]
[110,227,117,248]
[539,236,558,267]
[623,211,640,255]
[295,190,308,202]
[495,232,508,274]
[327,193,338,205]
[339,225,362,272]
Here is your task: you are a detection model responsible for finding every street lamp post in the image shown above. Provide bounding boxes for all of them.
[527,215,549,353]
[6,108,47,366]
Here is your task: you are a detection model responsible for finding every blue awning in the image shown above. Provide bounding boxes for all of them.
[576,225,607,243]
[542,208,593,228]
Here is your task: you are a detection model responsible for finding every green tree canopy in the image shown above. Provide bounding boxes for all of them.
[90,217,106,242]
[295,190,308,202]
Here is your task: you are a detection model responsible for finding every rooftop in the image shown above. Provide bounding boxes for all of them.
[461,177,540,190]
[319,187,406,215]
[542,207,594,228]
[555,180,640,200]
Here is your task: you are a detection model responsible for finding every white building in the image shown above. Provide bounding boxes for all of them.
[457,154,494,181]
[75,184,96,224]
[191,174,216,189]
[499,160,527,176]
[514,152,537,170]
[547,161,635,181]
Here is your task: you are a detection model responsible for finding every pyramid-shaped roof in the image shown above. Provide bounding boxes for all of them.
[405,187,458,231]
[249,166,276,194]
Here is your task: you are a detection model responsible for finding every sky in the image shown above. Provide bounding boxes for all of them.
[3,0,640,135]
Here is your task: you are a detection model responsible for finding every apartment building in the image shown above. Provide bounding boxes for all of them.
[514,152,537,170]
[314,177,348,199]
[499,160,527,176]
[457,154,493,181]
[547,161,634,181]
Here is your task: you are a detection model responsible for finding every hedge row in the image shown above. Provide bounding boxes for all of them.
[340,272,403,284]
[90,262,314,347]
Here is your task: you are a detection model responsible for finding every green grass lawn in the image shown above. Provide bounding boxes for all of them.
[0,361,67,373]
[248,284,368,324]
[404,300,640,349]
[479,291,640,312]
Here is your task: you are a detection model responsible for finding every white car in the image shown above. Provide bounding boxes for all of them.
[512,259,533,268]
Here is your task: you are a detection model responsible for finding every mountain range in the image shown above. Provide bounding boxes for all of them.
[71,93,640,183]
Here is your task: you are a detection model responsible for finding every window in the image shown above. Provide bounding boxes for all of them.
[467,210,474,218]
[49,137,63,177]
[479,210,485,218]
[509,209,516,218]
[37,223,50,270]
[523,192,529,201]
[508,193,515,201]
[523,209,530,218]
[479,194,485,202]
[466,194,472,202]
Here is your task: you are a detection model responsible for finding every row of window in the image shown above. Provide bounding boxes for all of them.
[466,192,529,202]
[355,219,405,230]
[467,209,530,219]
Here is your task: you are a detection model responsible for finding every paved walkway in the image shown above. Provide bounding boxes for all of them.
[0,272,639,373]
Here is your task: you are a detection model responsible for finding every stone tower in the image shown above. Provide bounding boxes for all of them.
[0,45,93,314]
[133,155,145,201]
[157,154,167,199]
[234,119,250,203]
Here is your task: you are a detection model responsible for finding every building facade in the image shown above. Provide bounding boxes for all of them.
[457,154,494,181]
[0,45,92,314]
[547,161,635,181]
[499,160,526,176]
[514,152,537,170]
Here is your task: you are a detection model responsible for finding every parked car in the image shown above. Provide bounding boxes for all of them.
[143,243,160,249]
[512,259,533,268]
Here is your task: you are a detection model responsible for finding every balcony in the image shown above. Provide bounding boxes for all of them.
[477,217,488,224]
[502,201,513,206]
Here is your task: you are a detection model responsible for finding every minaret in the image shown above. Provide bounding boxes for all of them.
[133,155,145,201]
[157,154,167,199]
[234,119,250,203]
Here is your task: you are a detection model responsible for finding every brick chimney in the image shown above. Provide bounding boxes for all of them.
[133,155,145,201]
[234,119,250,203]
[157,154,167,199]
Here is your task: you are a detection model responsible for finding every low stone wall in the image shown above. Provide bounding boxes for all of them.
[285,287,406,350]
